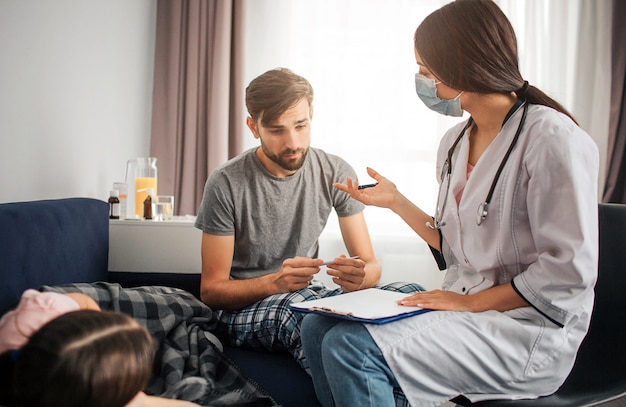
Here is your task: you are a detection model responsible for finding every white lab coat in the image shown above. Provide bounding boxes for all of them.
[366,105,599,407]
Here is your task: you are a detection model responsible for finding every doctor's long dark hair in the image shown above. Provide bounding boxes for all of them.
[414,0,578,125]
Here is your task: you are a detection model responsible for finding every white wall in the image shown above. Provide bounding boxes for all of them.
[0,0,156,204]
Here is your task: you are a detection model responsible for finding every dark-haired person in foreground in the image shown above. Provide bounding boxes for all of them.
[0,290,200,407]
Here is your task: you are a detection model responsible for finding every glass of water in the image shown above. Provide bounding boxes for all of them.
[154,195,174,221]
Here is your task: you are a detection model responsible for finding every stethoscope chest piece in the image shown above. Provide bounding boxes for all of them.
[476,202,488,226]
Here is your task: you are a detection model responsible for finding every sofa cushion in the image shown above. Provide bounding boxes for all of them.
[0,198,109,314]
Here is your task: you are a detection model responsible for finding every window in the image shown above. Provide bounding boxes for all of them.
[244,0,460,237]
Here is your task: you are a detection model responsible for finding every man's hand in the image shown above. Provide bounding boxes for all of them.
[271,256,324,293]
[325,255,366,292]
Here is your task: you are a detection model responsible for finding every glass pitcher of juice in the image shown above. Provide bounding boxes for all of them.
[125,157,157,219]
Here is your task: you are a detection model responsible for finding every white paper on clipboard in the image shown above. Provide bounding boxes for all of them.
[289,288,430,324]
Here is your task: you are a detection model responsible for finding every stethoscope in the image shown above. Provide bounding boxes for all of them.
[426,100,528,230]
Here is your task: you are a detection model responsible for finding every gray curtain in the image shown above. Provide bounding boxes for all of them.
[602,0,626,203]
[150,0,245,216]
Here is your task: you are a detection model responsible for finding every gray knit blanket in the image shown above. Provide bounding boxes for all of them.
[41,282,277,407]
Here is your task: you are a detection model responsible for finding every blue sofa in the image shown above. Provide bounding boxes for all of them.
[0,198,319,407]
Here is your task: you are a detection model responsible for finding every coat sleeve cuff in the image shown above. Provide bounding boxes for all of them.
[428,227,447,270]
[511,276,566,328]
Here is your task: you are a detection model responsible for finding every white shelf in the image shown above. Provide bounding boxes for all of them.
[108,216,202,274]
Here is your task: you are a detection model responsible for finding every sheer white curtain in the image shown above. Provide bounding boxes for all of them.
[242,0,611,241]
[497,0,612,197]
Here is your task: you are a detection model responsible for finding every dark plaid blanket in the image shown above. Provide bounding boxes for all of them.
[40,282,277,407]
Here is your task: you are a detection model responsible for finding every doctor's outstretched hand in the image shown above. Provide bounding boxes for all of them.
[333,167,399,209]
[335,166,443,250]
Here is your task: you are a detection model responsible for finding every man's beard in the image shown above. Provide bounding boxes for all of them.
[261,143,308,172]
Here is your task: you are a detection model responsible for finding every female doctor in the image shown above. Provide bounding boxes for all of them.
[300,0,599,406]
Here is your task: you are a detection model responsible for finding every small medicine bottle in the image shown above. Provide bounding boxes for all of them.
[108,190,120,219]
[143,188,154,220]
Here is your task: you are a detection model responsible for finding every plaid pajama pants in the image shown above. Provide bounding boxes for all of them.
[217,281,425,372]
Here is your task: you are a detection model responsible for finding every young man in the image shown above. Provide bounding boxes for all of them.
[194,68,421,370]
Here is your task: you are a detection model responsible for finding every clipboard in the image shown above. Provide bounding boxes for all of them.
[288,288,431,324]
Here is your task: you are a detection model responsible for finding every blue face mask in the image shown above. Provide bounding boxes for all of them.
[414,73,464,117]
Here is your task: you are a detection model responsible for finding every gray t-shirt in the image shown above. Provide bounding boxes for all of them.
[195,147,364,280]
